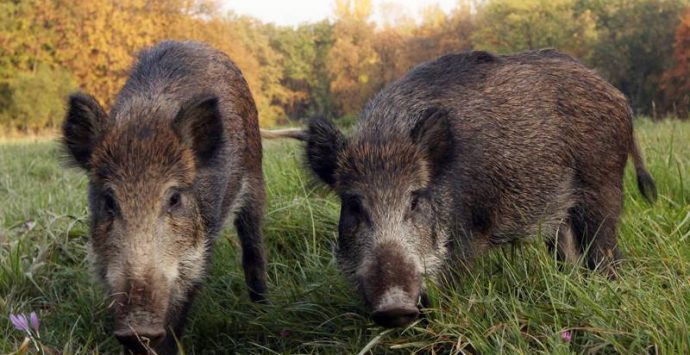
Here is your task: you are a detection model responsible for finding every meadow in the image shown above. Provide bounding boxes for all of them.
[1,119,689,354]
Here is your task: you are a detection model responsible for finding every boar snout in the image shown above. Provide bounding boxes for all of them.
[114,325,165,353]
[358,240,423,328]
[371,302,420,328]
[111,276,170,351]
[113,306,167,353]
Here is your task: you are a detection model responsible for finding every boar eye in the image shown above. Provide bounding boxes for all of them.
[167,191,182,211]
[343,195,363,215]
[410,195,419,211]
[340,194,370,233]
[342,194,371,227]
[410,191,421,212]
[410,189,427,213]
[103,192,118,216]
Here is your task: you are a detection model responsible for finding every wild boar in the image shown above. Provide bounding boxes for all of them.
[62,41,267,353]
[266,49,657,328]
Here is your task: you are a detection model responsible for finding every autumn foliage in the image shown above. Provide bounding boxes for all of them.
[0,0,688,133]
[663,7,690,115]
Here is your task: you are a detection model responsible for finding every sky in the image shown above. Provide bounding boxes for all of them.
[221,0,459,27]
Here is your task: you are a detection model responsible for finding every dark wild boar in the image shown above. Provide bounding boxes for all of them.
[266,49,657,328]
[62,41,267,353]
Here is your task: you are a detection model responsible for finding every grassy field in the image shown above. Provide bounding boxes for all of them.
[1,119,689,354]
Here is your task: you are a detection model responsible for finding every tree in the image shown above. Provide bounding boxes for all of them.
[0,0,59,79]
[231,16,291,126]
[0,0,74,132]
[270,21,334,120]
[328,0,379,116]
[49,0,188,107]
[6,65,77,132]
[405,2,475,69]
[2,0,688,133]
[585,0,686,116]
[372,26,409,87]
[662,6,690,116]
[472,0,597,61]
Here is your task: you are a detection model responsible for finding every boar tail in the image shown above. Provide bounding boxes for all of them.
[260,128,307,141]
[630,135,657,204]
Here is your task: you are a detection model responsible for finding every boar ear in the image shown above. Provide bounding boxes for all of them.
[411,108,454,177]
[62,93,108,170]
[305,116,346,186]
[173,94,224,167]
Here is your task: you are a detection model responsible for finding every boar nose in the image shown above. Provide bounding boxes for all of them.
[372,304,420,328]
[359,240,423,327]
[114,327,166,352]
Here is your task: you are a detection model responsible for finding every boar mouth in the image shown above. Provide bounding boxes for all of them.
[371,303,420,328]
[114,324,166,353]
[110,286,170,352]
[367,285,423,328]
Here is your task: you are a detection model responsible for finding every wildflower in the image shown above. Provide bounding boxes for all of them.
[9,314,30,332]
[29,312,40,332]
[9,312,42,352]
[561,330,572,342]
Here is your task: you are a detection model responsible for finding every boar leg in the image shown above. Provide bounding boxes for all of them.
[233,177,268,302]
[570,184,623,279]
[546,221,582,266]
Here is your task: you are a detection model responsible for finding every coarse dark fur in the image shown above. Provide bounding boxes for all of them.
[268,49,657,328]
[62,41,267,353]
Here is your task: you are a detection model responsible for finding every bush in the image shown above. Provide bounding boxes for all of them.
[1,65,77,133]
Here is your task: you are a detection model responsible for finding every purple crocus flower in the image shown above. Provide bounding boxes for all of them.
[9,314,30,332]
[561,330,572,342]
[29,312,39,332]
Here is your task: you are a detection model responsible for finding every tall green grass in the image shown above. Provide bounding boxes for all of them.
[1,119,688,353]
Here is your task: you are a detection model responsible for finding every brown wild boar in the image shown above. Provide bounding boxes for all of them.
[266,49,656,328]
[62,41,267,353]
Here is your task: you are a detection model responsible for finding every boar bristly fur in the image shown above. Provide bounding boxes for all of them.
[299,49,656,328]
[63,41,267,354]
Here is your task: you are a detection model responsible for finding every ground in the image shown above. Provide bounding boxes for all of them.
[1,119,689,354]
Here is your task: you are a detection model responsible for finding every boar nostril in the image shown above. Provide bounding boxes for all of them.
[114,327,166,351]
[371,305,420,328]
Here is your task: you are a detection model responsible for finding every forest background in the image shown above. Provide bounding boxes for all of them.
[1,0,689,135]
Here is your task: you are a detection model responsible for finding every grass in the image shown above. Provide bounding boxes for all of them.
[1,119,689,354]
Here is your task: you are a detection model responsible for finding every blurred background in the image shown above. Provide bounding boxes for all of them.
[0,0,688,135]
